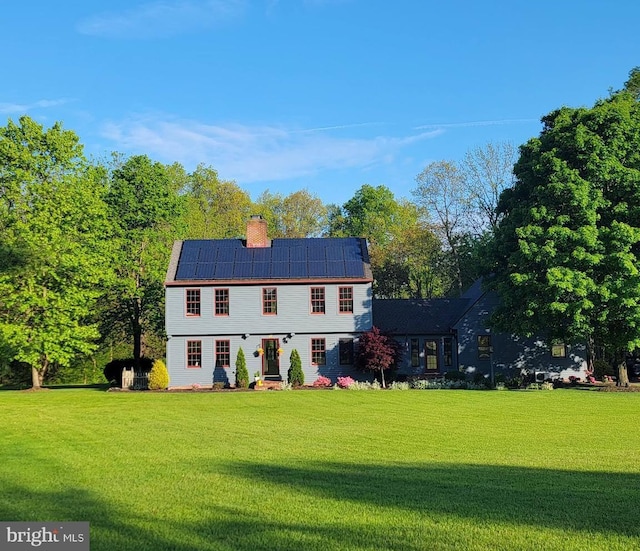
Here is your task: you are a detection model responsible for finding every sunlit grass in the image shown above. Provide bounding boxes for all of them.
[0,389,638,550]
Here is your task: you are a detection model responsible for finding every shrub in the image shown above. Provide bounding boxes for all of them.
[593,359,614,381]
[212,382,225,390]
[313,376,332,388]
[444,370,467,382]
[288,349,304,387]
[148,359,169,390]
[235,347,249,389]
[389,381,410,390]
[348,380,381,390]
[336,376,355,388]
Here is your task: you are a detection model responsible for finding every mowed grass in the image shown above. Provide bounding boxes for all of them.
[1,389,639,550]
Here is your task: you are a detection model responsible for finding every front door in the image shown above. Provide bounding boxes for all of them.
[262,339,280,379]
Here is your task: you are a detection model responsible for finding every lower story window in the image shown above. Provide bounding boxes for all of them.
[444,338,453,366]
[410,338,420,367]
[478,335,492,359]
[312,338,326,365]
[216,340,230,367]
[551,343,567,358]
[339,338,354,365]
[425,340,438,371]
[187,340,202,368]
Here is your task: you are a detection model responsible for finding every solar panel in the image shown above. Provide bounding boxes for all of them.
[289,247,307,262]
[195,262,215,279]
[233,263,253,278]
[176,262,197,279]
[252,262,270,278]
[271,247,289,262]
[345,260,364,277]
[290,262,307,277]
[325,245,344,261]
[326,261,346,277]
[199,247,217,262]
[271,262,289,278]
[214,263,234,278]
[180,244,200,263]
[308,261,327,277]
[308,246,325,261]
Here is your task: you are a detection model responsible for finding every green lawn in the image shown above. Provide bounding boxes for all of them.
[1,388,639,550]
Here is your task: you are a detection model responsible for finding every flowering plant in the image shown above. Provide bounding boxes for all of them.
[313,376,332,388]
[191,383,201,390]
[337,376,355,389]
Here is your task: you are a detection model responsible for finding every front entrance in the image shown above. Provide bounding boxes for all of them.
[262,338,281,380]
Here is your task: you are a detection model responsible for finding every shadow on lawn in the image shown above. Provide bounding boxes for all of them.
[1,462,638,550]
[223,460,640,538]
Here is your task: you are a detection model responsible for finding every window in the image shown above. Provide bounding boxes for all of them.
[444,338,453,366]
[338,286,354,313]
[477,335,492,359]
[551,343,567,358]
[311,338,326,365]
[187,340,202,368]
[425,340,438,370]
[216,340,230,367]
[186,289,201,316]
[263,288,277,315]
[215,288,229,316]
[410,338,420,367]
[311,287,326,314]
[339,338,354,365]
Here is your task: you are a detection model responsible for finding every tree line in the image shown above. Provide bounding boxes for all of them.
[2,67,639,388]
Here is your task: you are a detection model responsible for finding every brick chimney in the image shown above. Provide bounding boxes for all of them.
[246,215,271,248]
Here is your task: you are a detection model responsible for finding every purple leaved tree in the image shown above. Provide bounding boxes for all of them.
[356,326,403,388]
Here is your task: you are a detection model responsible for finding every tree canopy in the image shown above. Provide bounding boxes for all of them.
[0,116,112,388]
[487,90,640,384]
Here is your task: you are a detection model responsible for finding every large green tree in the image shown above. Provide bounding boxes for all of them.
[0,116,111,388]
[104,155,184,362]
[488,88,640,385]
[177,164,252,239]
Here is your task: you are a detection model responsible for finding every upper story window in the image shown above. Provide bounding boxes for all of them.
[338,286,353,313]
[216,340,230,367]
[215,288,229,316]
[311,287,326,314]
[186,289,201,316]
[311,338,326,365]
[187,340,202,368]
[263,288,277,315]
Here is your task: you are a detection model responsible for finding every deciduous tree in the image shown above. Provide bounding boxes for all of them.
[488,87,640,385]
[104,154,184,362]
[355,326,402,388]
[0,116,112,388]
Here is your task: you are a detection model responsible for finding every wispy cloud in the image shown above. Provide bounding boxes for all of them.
[416,118,538,130]
[0,99,71,115]
[101,115,442,183]
[77,0,246,39]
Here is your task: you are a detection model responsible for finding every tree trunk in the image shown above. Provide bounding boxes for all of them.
[617,359,630,387]
[31,366,41,389]
[380,368,386,389]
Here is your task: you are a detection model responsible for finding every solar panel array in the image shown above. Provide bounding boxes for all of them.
[174,238,367,280]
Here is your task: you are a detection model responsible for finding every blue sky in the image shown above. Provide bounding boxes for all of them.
[3,0,639,205]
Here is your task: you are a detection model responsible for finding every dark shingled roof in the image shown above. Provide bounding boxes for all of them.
[372,297,471,335]
[169,237,372,282]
